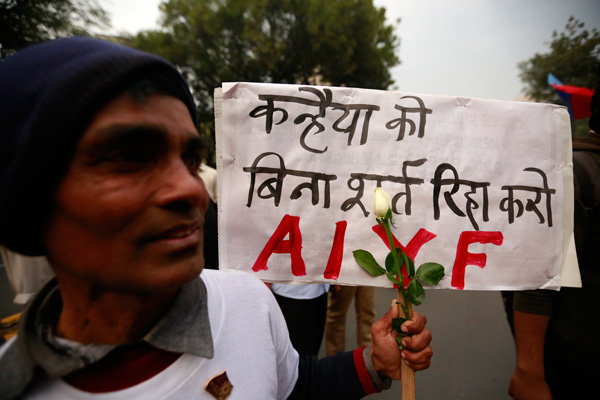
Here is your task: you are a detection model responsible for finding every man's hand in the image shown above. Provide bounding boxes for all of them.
[508,310,552,400]
[508,367,552,400]
[370,301,433,379]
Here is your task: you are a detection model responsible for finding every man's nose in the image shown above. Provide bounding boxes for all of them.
[154,159,209,213]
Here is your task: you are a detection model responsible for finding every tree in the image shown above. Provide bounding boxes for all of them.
[519,17,599,102]
[127,0,400,161]
[518,17,600,136]
[0,0,109,59]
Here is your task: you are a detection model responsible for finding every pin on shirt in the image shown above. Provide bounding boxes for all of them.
[205,370,233,399]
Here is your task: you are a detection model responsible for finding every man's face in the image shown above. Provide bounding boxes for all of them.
[44,92,209,292]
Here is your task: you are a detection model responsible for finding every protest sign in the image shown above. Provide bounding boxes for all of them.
[215,83,577,290]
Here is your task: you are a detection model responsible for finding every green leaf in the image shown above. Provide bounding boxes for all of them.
[402,251,415,279]
[385,250,398,274]
[352,250,385,277]
[392,317,407,331]
[395,337,404,349]
[407,280,425,306]
[416,262,445,286]
[386,273,401,285]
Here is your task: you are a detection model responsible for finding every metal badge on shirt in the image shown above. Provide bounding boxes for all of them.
[205,370,233,399]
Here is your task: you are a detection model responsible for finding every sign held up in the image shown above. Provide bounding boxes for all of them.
[216,82,576,290]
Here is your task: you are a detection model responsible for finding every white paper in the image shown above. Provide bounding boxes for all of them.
[216,83,578,290]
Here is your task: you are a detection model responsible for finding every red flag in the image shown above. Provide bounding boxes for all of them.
[549,81,595,120]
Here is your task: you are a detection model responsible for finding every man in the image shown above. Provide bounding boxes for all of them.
[0,37,432,399]
[508,75,599,399]
[270,282,330,357]
[325,285,376,356]
[196,135,218,204]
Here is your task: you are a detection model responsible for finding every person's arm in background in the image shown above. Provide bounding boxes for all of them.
[508,290,554,400]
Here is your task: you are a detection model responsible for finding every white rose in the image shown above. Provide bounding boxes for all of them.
[373,187,392,218]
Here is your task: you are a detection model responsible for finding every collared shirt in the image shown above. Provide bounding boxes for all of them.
[0,272,390,399]
[0,276,213,399]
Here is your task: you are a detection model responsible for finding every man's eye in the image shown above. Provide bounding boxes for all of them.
[98,148,159,170]
[182,151,202,173]
[184,153,202,172]
[110,151,153,164]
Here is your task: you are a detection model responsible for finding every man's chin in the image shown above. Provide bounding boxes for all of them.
[130,257,205,293]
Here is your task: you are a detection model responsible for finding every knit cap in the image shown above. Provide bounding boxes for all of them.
[0,36,197,256]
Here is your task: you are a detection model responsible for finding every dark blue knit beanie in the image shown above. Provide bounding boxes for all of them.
[0,36,197,256]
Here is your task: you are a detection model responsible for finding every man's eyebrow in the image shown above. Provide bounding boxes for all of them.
[185,135,206,152]
[85,124,168,156]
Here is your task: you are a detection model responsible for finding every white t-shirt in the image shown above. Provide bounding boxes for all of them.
[19,270,299,399]
[270,283,330,300]
[198,163,218,203]
[0,245,54,304]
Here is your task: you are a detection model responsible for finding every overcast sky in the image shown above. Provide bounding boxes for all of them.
[101,0,600,101]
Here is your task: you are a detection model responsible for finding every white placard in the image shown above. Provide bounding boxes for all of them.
[216,83,580,290]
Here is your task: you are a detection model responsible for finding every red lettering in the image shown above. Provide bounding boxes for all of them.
[323,221,348,280]
[451,231,504,290]
[252,214,306,276]
[372,226,437,288]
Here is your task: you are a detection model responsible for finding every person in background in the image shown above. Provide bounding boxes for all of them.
[325,285,376,355]
[508,70,600,400]
[196,136,219,269]
[197,136,218,204]
[270,282,330,357]
[0,37,433,399]
[0,246,54,305]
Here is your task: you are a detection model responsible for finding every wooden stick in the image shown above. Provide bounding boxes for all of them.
[397,290,416,400]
